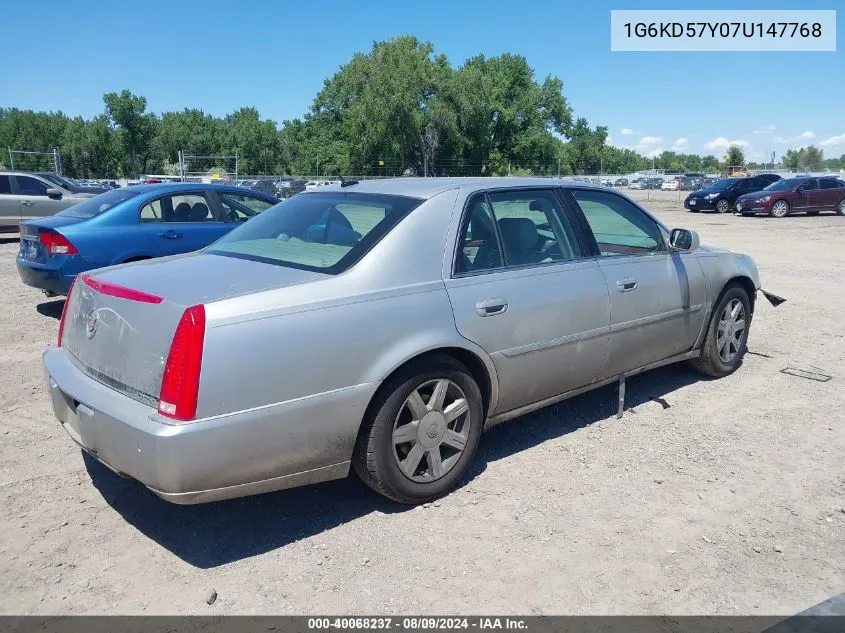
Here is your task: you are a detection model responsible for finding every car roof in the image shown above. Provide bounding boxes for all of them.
[125,182,275,196]
[302,177,608,200]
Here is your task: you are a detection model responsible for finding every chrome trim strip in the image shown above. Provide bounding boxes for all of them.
[501,325,611,358]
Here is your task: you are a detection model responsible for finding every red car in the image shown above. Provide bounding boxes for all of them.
[735,176,845,218]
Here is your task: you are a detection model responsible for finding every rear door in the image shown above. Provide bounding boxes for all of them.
[795,179,820,210]
[565,187,706,377]
[139,191,231,256]
[817,179,842,209]
[0,175,19,229]
[12,175,67,219]
[444,188,611,415]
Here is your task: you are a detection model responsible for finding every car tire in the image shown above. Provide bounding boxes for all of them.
[352,354,484,504]
[836,199,845,215]
[689,285,752,378]
[716,199,730,214]
[770,200,790,218]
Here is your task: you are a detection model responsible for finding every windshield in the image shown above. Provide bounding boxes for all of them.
[207,192,423,274]
[763,178,805,192]
[704,178,740,192]
[57,188,141,218]
[39,173,64,187]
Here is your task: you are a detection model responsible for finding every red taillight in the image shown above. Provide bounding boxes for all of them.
[57,277,78,347]
[80,274,163,304]
[40,231,78,255]
[158,305,206,421]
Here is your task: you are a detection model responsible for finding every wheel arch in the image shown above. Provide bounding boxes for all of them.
[362,345,497,425]
[723,275,757,315]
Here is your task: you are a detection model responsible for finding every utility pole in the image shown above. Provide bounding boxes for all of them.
[557,158,561,178]
[8,148,14,169]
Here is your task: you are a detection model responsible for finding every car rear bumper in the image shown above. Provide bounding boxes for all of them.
[16,256,82,295]
[43,348,372,504]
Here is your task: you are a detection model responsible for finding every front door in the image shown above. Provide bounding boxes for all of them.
[12,175,68,220]
[444,188,611,415]
[566,187,706,377]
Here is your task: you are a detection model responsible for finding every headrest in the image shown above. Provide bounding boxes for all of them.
[498,217,538,253]
[190,203,209,221]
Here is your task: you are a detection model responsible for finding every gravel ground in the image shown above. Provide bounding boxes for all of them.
[0,189,843,615]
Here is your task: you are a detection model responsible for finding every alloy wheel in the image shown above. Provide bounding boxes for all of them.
[716,299,746,364]
[716,199,730,213]
[772,201,789,218]
[392,379,471,483]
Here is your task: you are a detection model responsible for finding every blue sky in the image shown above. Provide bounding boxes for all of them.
[2,0,842,162]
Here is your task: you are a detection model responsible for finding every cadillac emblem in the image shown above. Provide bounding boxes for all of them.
[86,310,99,340]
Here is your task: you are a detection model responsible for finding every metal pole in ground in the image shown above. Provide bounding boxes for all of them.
[8,148,13,170]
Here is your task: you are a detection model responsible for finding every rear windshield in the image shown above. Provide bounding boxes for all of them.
[57,188,141,218]
[207,191,423,274]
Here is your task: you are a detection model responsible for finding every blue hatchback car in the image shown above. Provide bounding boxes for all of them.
[16,183,279,296]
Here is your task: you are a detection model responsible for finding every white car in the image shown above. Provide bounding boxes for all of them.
[629,179,644,190]
[661,179,679,191]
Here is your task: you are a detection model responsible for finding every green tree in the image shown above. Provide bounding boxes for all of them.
[103,90,157,177]
[726,144,745,167]
[800,145,823,171]
[701,155,720,171]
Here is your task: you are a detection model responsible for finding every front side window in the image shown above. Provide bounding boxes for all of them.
[139,193,214,223]
[801,179,818,191]
[219,192,276,222]
[207,192,422,274]
[16,176,48,196]
[487,189,581,267]
[0,175,11,195]
[571,189,664,256]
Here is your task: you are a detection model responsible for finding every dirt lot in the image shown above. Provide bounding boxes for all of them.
[0,189,843,615]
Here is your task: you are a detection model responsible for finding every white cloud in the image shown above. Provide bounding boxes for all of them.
[671,137,689,151]
[620,128,634,136]
[643,147,664,159]
[753,125,776,134]
[704,137,749,151]
[819,133,845,148]
[774,131,815,144]
[639,136,661,145]
[606,135,614,146]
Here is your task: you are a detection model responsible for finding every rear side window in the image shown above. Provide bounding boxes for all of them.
[0,175,10,194]
[140,193,214,223]
[207,192,422,274]
[487,189,581,266]
[455,195,503,274]
[571,189,664,256]
[819,179,841,189]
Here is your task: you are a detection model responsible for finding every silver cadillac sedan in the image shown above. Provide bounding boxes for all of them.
[44,178,761,505]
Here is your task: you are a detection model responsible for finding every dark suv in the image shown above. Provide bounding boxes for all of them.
[684,174,781,213]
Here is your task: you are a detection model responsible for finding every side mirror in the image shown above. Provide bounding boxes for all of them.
[46,188,63,200]
[670,228,700,251]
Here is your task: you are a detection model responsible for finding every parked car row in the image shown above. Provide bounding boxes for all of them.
[685,174,845,216]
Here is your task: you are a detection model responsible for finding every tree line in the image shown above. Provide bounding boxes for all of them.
[1,36,842,179]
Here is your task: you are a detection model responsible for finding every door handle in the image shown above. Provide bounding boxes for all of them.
[21,201,34,207]
[616,278,638,292]
[157,230,182,239]
[476,298,508,317]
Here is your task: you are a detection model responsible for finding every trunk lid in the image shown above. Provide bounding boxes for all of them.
[61,252,327,406]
